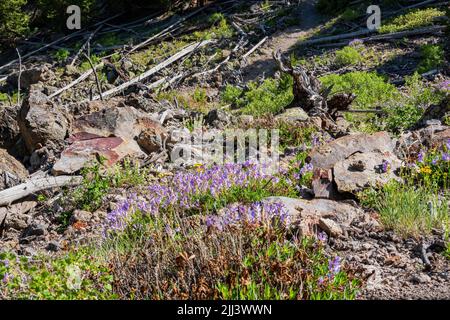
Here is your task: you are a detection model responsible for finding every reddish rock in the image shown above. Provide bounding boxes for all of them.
[52,137,144,175]
[311,168,336,199]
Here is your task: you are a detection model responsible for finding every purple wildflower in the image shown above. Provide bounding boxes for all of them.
[2,273,10,284]
[442,153,450,162]
[431,157,439,165]
[349,38,364,46]
[328,256,341,275]
[299,163,314,175]
[1,259,9,268]
[318,232,327,243]
[318,277,325,286]
[381,160,390,173]
[418,150,425,163]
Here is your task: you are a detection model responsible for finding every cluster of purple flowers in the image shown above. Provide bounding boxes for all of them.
[105,162,278,233]
[205,201,290,231]
[349,38,364,46]
[318,256,342,286]
[417,140,450,165]
[436,80,450,92]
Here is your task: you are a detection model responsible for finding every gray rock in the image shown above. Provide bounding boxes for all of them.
[319,218,343,237]
[310,131,394,170]
[263,196,361,236]
[46,241,61,252]
[205,109,232,129]
[18,86,70,152]
[0,148,28,190]
[333,151,402,194]
[7,68,43,90]
[275,107,309,122]
[22,222,47,237]
[409,273,432,284]
[0,104,21,149]
[69,210,91,224]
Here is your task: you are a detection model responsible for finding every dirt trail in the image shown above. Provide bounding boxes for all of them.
[241,0,324,82]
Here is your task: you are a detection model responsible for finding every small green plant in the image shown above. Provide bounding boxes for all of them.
[193,87,207,103]
[417,44,444,74]
[72,161,110,212]
[0,250,115,299]
[379,8,445,33]
[334,46,363,66]
[54,48,70,62]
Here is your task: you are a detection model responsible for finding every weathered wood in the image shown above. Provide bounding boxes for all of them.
[128,6,207,55]
[70,24,104,66]
[0,176,82,206]
[242,36,268,60]
[91,39,213,100]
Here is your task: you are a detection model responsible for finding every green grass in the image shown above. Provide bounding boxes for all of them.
[0,249,115,299]
[320,71,397,110]
[379,8,445,33]
[359,180,449,238]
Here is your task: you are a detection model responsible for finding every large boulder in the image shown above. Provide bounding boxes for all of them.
[18,86,70,152]
[333,151,402,194]
[70,106,163,142]
[310,132,394,170]
[263,196,362,237]
[0,148,28,190]
[52,137,145,175]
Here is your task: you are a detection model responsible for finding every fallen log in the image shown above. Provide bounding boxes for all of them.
[91,39,213,101]
[128,6,207,55]
[0,176,82,206]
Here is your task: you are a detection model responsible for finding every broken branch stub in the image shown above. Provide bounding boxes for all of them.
[273,50,355,117]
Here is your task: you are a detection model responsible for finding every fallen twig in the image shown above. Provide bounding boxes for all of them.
[242,36,268,60]
[82,53,103,100]
[70,24,104,66]
[15,48,22,106]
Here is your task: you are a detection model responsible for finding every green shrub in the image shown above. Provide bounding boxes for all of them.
[334,46,363,66]
[223,75,293,116]
[0,0,29,43]
[417,44,444,74]
[319,71,397,110]
[379,8,445,33]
